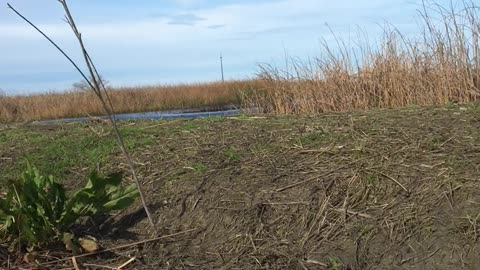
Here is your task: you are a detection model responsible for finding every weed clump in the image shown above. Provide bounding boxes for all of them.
[0,164,138,251]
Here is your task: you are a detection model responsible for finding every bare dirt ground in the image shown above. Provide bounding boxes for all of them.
[1,104,480,269]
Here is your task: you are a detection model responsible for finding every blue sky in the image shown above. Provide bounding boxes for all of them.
[0,0,450,94]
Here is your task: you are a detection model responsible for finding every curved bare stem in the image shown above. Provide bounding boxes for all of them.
[7,1,158,235]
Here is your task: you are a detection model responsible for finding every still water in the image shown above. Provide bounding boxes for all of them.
[34,109,241,125]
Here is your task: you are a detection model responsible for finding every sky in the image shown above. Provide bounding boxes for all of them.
[0,0,451,95]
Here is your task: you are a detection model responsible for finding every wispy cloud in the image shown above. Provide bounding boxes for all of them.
[167,13,206,26]
[208,24,226,29]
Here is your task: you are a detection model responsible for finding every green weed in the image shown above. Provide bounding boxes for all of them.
[0,164,138,249]
[225,148,241,162]
[327,257,343,270]
[300,133,330,145]
[193,163,208,174]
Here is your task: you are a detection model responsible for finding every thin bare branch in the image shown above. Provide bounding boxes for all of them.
[7,1,157,234]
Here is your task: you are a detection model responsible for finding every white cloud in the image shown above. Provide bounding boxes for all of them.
[1,0,441,93]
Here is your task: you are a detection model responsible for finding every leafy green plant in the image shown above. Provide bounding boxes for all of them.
[0,164,139,247]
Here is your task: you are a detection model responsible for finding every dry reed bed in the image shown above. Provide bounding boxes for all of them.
[244,0,480,114]
[0,80,262,123]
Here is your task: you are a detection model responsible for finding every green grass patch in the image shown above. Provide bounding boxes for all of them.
[193,163,208,174]
[0,124,158,183]
[300,132,331,145]
[224,147,241,162]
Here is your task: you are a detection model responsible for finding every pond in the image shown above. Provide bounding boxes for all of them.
[34,109,241,125]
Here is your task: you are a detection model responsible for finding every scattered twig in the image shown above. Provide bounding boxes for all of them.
[413,247,441,265]
[71,257,82,270]
[39,229,197,266]
[86,124,110,138]
[115,257,136,270]
[298,259,309,270]
[368,169,409,193]
[333,208,373,219]
[276,158,367,192]
[262,201,310,205]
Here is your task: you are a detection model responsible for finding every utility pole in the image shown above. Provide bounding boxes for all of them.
[220,53,225,83]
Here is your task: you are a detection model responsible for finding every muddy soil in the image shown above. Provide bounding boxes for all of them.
[1,105,480,269]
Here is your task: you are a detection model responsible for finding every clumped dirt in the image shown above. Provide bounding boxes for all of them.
[2,105,480,269]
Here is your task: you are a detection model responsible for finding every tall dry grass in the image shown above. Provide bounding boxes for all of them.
[0,80,262,123]
[244,0,480,114]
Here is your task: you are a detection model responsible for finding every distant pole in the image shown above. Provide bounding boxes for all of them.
[220,53,225,83]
